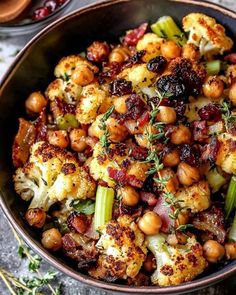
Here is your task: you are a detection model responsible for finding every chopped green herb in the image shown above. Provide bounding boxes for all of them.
[71,199,95,215]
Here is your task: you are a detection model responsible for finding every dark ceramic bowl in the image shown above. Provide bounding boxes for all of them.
[0,0,236,293]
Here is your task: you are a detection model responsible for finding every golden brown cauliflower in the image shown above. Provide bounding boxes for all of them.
[147,233,207,286]
[89,215,147,280]
[183,13,233,58]
[175,181,211,213]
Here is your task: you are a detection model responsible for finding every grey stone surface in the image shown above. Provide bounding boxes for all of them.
[1,0,236,294]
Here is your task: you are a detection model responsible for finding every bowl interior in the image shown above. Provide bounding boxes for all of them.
[0,0,236,293]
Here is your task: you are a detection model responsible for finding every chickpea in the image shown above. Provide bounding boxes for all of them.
[161,40,181,59]
[87,41,110,62]
[25,92,47,113]
[162,149,180,167]
[25,208,46,228]
[71,65,94,86]
[70,128,87,152]
[225,242,236,260]
[118,186,140,206]
[203,240,225,263]
[156,106,177,124]
[113,95,128,114]
[177,162,200,186]
[41,228,62,251]
[143,253,156,273]
[203,76,224,100]
[170,124,191,145]
[229,82,236,106]
[47,130,69,149]
[226,64,236,84]
[176,210,189,226]
[109,46,130,64]
[138,211,162,235]
[182,43,200,61]
[159,168,179,193]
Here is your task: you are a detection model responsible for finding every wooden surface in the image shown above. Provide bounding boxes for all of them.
[0,0,236,294]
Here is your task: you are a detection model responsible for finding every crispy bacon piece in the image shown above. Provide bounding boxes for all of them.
[129,143,148,160]
[137,111,150,127]
[67,213,89,234]
[140,191,158,206]
[107,167,143,188]
[224,53,236,64]
[12,118,36,168]
[201,137,220,164]
[193,120,208,142]
[153,195,174,233]
[123,23,148,46]
[192,205,226,244]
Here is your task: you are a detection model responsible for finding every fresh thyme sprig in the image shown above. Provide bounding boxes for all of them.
[0,226,61,295]
[143,150,164,175]
[99,106,114,151]
[221,101,236,132]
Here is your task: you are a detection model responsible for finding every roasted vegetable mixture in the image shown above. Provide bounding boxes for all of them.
[12,13,236,286]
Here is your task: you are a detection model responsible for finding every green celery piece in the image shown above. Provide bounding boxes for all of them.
[225,176,236,219]
[205,60,221,76]
[57,114,79,130]
[228,212,236,241]
[151,16,186,46]
[94,185,114,230]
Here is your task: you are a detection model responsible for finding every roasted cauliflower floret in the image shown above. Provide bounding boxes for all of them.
[54,54,98,80]
[89,215,147,280]
[45,78,82,104]
[136,33,164,62]
[76,83,107,124]
[175,181,211,213]
[118,64,156,89]
[216,133,236,174]
[146,234,207,286]
[13,141,96,211]
[183,13,233,58]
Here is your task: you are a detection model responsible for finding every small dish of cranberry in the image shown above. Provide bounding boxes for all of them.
[0,0,72,36]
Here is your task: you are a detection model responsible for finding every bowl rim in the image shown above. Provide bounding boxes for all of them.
[1,0,236,293]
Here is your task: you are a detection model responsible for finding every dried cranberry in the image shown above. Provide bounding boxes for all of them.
[173,100,186,117]
[198,104,221,122]
[109,78,132,96]
[224,53,236,64]
[147,56,167,73]
[32,7,50,20]
[156,75,186,97]
[57,0,67,6]
[123,23,148,46]
[123,50,145,69]
[44,0,58,11]
[180,144,200,167]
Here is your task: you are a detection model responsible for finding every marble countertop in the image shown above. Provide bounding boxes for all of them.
[1,0,236,294]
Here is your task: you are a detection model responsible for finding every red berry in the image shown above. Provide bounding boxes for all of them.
[57,0,67,6]
[32,7,50,21]
[44,0,58,12]
[198,104,221,122]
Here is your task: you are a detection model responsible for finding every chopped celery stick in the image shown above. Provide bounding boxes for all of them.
[57,114,79,130]
[205,60,221,76]
[225,176,236,219]
[94,185,114,230]
[228,212,236,241]
[206,168,226,193]
[151,16,186,46]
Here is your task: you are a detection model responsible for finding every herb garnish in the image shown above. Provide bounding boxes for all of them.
[221,101,236,132]
[99,106,114,151]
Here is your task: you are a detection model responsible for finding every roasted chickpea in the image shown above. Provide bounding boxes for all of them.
[176,210,189,227]
[41,228,62,251]
[170,124,191,145]
[226,64,236,84]
[71,65,94,86]
[177,162,200,186]
[70,128,87,152]
[25,92,47,113]
[162,149,180,167]
[225,242,236,260]
[109,46,130,64]
[47,130,69,149]
[87,41,110,62]
[156,106,177,124]
[118,186,140,206]
[161,40,181,59]
[202,76,224,100]
[143,253,156,273]
[113,95,128,114]
[182,43,200,60]
[159,168,179,193]
[229,82,236,106]
[25,208,46,228]
[203,240,225,263]
[138,211,162,235]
